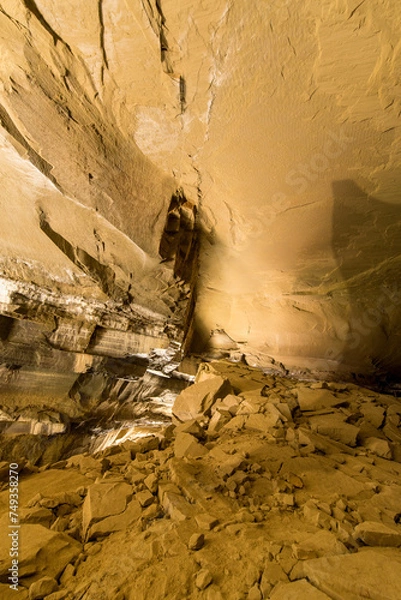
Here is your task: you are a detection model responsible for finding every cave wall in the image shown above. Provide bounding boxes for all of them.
[0,0,400,383]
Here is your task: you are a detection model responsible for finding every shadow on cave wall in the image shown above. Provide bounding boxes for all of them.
[329,180,401,387]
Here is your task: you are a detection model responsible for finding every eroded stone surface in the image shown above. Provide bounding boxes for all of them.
[0,360,400,599]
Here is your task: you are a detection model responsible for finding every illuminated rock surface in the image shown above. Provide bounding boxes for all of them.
[0,0,400,386]
[0,361,400,599]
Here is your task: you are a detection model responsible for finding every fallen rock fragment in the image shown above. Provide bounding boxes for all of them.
[292,530,348,559]
[297,388,342,412]
[188,533,205,550]
[0,524,81,584]
[89,498,142,539]
[353,520,401,547]
[309,414,360,446]
[303,548,401,600]
[195,568,213,590]
[196,513,219,530]
[174,432,208,458]
[247,583,262,600]
[269,579,332,599]
[363,437,392,459]
[29,576,58,599]
[82,481,132,538]
[245,413,280,432]
[172,376,232,422]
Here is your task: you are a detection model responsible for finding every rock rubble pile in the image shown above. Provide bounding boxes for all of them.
[0,360,400,599]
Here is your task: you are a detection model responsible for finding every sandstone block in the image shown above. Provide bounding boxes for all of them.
[195,514,219,530]
[144,472,158,493]
[292,530,348,560]
[360,403,385,428]
[195,568,213,590]
[260,563,288,597]
[0,525,81,584]
[363,437,392,459]
[207,411,229,434]
[353,521,401,547]
[162,491,193,521]
[29,576,58,599]
[188,533,205,550]
[174,432,208,458]
[309,414,360,446]
[245,413,279,432]
[174,419,205,439]
[247,584,262,600]
[172,376,232,422]
[297,388,341,412]
[89,499,142,539]
[214,394,241,415]
[136,490,154,507]
[82,482,132,537]
[303,548,401,599]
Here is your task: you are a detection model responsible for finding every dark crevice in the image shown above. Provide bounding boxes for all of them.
[98,0,109,82]
[21,0,70,49]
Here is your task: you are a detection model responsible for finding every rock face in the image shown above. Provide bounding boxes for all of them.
[1,360,401,599]
[0,0,399,385]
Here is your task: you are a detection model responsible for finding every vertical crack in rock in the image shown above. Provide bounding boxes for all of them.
[98,0,109,84]
[141,0,174,74]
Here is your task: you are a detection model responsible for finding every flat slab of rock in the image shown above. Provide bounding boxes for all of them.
[293,530,348,559]
[0,524,81,584]
[309,414,360,446]
[245,413,280,432]
[270,579,332,599]
[174,432,208,459]
[172,375,232,422]
[353,521,401,547]
[82,481,132,538]
[303,548,401,600]
[297,388,341,412]
[89,499,142,539]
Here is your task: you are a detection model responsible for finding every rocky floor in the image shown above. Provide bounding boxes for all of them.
[0,360,401,599]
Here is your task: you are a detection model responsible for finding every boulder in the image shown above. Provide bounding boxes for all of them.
[89,499,142,539]
[309,414,360,446]
[303,548,401,600]
[297,388,342,412]
[172,376,232,422]
[82,482,132,538]
[29,576,58,599]
[0,525,81,584]
[188,533,205,550]
[195,568,213,590]
[292,530,348,559]
[363,437,392,459]
[353,521,401,547]
[245,413,280,433]
[174,433,208,459]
